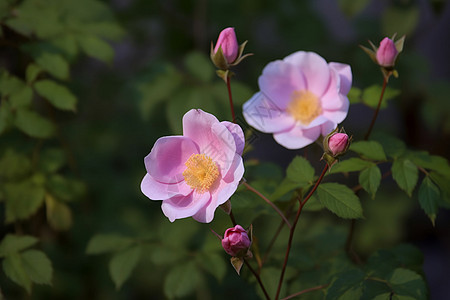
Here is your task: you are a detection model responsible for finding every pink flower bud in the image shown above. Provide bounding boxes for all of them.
[328,133,349,156]
[221,225,251,257]
[376,37,398,67]
[214,27,239,64]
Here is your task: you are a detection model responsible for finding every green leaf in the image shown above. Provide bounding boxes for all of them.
[34,80,77,111]
[77,35,114,64]
[359,164,382,199]
[361,279,392,300]
[350,141,387,161]
[0,235,38,257]
[26,64,43,83]
[196,252,226,282]
[9,86,33,109]
[326,269,366,300]
[86,234,134,254]
[47,174,86,202]
[2,253,32,293]
[109,245,142,290]
[164,261,202,299]
[347,87,362,104]
[45,194,72,231]
[270,178,303,201]
[4,178,46,223]
[318,183,363,219]
[372,132,406,159]
[361,85,401,109]
[388,268,427,299]
[34,52,70,80]
[418,176,439,225]
[14,109,56,138]
[408,151,450,178]
[150,245,185,266]
[38,148,66,174]
[329,157,373,174]
[0,149,32,179]
[286,156,315,185]
[184,51,214,83]
[21,249,52,285]
[391,158,418,197]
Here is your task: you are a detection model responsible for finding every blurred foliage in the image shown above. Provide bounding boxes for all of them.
[1,0,450,299]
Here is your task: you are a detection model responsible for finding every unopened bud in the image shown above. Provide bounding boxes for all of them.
[328,133,349,156]
[376,37,398,67]
[214,27,239,64]
[221,225,251,257]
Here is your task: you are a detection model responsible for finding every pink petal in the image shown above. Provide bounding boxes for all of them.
[204,122,237,177]
[321,121,337,136]
[258,60,307,109]
[141,174,192,200]
[320,68,344,110]
[299,115,328,130]
[329,62,352,95]
[273,125,321,149]
[161,191,210,222]
[243,92,295,133]
[283,51,331,97]
[183,109,221,150]
[221,121,245,156]
[322,95,349,124]
[145,136,199,184]
[222,153,244,184]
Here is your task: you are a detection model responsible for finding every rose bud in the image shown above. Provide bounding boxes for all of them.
[376,37,398,67]
[328,133,349,156]
[214,27,239,65]
[222,225,251,257]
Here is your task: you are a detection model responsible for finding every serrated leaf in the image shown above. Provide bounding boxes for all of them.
[361,85,401,109]
[388,268,427,299]
[359,164,381,199]
[2,253,32,293]
[350,141,387,161]
[4,179,46,223]
[109,245,142,289]
[45,194,72,231]
[21,250,52,285]
[408,151,450,178]
[372,132,406,159]
[318,183,363,219]
[418,177,439,225]
[286,156,315,185]
[0,149,32,179]
[34,80,77,111]
[86,234,133,254]
[391,158,418,197]
[77,35,114,64]
[184,51,214,83]
[326,269,366,300]
[164,261,201,299]
[14,109,56,138]
[34,52,69,80]
[0,235,38,257]
[329,157,373,174]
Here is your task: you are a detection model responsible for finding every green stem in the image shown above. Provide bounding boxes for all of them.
[275,164,329,300]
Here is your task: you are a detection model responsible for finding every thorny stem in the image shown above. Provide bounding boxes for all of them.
[226,76,236,123]
[364,75,388,141]
[280,284,329,300]
[275,164,329,300]
[243,182,292,229]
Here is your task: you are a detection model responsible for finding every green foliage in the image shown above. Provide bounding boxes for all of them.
[350,141,387,161]
[418,176,439,225]
[317,183,363,219]
[348,85,400,109]
[359,164,381,199]
[164,261,202,299]
[34,80,78,111]
[0,235,38,258]
[391,158,418,197]
[109,245,142,289]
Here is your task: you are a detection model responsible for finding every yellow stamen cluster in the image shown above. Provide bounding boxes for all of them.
[286,90,322,125]
[183,154,219,193]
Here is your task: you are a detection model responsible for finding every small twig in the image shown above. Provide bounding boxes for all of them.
[280,284,329,300]
[364,76,388,141]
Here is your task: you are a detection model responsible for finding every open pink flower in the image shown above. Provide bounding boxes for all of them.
[140,109,245,223]
[243,51,352,149]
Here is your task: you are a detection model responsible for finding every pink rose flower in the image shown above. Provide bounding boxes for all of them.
[222,225,251,257]
[327,132,349,156]
[140,109,245,223]
[376,37,398,67]
[242,51,352,149]
[214,27,239,64]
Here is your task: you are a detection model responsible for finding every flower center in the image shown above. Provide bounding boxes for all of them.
[183,154,219,193]
[286,90,322,125]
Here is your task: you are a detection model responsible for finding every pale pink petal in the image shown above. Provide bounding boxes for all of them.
[222,154,244,184]
[141,174,192,200]
[183,109,221,151]
[221,121,245,156]
[258,60,306,109]
[322,95,349,124]
[145,136,199,184]
[299,115,328,130]
[161,191,210,222]
[320,68,344,110]
[321,121,337,136]
[204,122,237,176]
[283,51,331,97]
[243,92,295,133]
[329,62,352,95]
[273,125,321,150]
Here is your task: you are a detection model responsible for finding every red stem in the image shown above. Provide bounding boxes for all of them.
[364,76,388,141]
[275,164,329,300]
[226,76,236,123]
